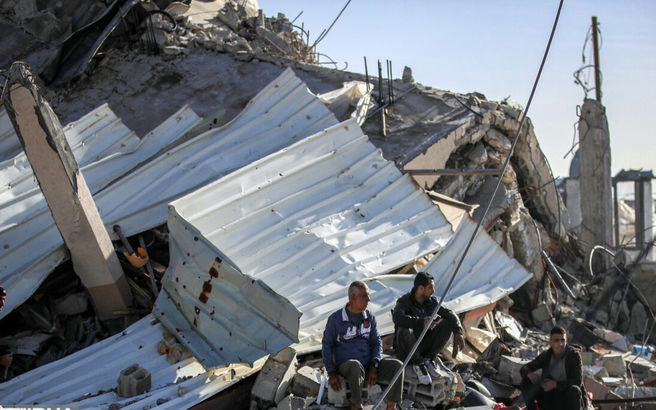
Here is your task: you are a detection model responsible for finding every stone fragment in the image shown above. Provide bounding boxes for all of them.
[464,141,488,165]
[498,356,530,385]
[274,394,312,410]
[530,303,552,326]
[402,66,414,83]
[251,347,298,404]
[117,364,151,398]
[291,365,321,398]
[55,291,88,316]
[216,3,240,31]
[580,351,600,366]
[600,354,626,377]
[256,26,291,54]
[629,302,648,339]
[584,376,622,410]
[484,128,511,154]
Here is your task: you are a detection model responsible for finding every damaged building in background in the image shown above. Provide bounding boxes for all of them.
[0,0,655,409]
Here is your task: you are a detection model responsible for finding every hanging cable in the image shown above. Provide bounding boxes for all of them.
[374,1,565,407]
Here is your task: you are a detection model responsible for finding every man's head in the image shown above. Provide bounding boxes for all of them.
[549,326,567,355]
[347,281,370,314]
[412,272,435,303]
[0,286,5,311]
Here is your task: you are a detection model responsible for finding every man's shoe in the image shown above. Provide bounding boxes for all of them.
[412,364,432,385]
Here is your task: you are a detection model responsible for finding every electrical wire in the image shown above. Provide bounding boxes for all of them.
[373,1,565,407]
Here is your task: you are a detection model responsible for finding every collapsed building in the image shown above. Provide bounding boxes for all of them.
[0,0,655,409]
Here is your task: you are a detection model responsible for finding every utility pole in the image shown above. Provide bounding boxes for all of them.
[591,16,602,102]
[1,62,133,320]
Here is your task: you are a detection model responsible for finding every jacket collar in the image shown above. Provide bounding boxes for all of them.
[341,305,368,322]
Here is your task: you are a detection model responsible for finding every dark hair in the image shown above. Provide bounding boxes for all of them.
[412,272,434,294]
[0,286,5,296]
[550,326,566,336]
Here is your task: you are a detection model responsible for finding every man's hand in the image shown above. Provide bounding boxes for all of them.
[527,372,539,383]
[542,379,557,392]
[328,373,341,391]
[368,366,377,386]
[423,317,444,329]
[0,353,11,368]
[452,333,464,358]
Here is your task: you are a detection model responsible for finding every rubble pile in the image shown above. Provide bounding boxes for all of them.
[0,1,654,409]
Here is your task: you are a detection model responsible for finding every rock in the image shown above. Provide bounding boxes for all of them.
[600,354,626,377]
[464,141,488,165]
[117,364,151,398]
[55,291,88,315]
[216,3,240,32]
[22,11,71,42]
[484,128,511,154]
[580,351,600,366]
[251,347,297,404]
[531,303,552,326]
[291,365,321,398]
[498,356,530,385]
[629,302,648,339]
[256,26,291,54]
[274,394,312,410]
[402,66,414,83]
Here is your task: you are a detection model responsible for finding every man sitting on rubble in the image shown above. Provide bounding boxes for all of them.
[519,326,587,410]
[392,272,464,384]
[322,280,404,410]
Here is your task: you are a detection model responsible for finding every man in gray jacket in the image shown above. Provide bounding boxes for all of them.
[392,272,464,384]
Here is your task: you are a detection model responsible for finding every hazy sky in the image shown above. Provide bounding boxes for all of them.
[261,1,656,179]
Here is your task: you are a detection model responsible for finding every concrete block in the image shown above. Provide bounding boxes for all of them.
[117,364,151,398]
[274,394,312,410]
[291,365,321,398]
[580,351,600,366]
[498,356,530,385]
[584,376,622,410]
[600,354,626,377]
[251,347,297,404]
[326,375,373,407]
[530,303,552,326]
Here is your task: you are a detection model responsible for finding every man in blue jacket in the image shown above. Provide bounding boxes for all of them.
[322,281,403,410]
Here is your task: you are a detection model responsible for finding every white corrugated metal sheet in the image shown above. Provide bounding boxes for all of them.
[0,315,266,409]
[154,211,301,367]
[164,116,456,359]
[0,71,531,409]
[0,106,201,319]
[0,68,335,319]
[0,107,22,161]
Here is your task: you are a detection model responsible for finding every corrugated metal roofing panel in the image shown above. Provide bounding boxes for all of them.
[0,106,201,319]
[153,211,301,367]
[0,107,22,161]
[95,67,338,239]
[164,117,455,359]
[0,315,265,409]
[0,68,336,319]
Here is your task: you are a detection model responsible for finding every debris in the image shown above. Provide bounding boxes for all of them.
[251,347,298,405]
[117,364,151,398]
[497,356,530,385]
[291,365,321,398]
[600,354,626,378]
[54,292,89,316]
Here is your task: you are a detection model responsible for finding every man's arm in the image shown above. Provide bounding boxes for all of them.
[368,314,383,363]
[437,305,463,335]
[392,296,424,329]
[321,315,338,374]
[557,348,583,391]
[520,350,550,378]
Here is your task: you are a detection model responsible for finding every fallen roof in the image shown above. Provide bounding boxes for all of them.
[0,109,531,410]
[0,105,201,318]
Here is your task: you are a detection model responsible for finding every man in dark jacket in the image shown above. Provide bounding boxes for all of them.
[392,272,464,384]
[0,286,11,377]
[322,281,404,410]
[520,326,587,410]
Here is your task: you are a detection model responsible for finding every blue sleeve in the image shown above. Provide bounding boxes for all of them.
[368,312,383,363]
[322,314,338,373]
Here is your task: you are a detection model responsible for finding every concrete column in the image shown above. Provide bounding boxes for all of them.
[1,63,132,320]
[578,98,613,270]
